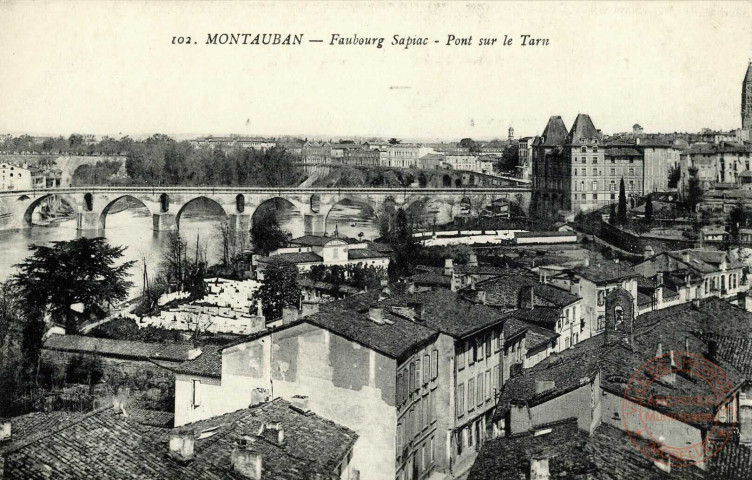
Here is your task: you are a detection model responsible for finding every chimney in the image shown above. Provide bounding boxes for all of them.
[467,254,478,268]
[250,387,270,407]
[530,456,550,480]
[168,432,195,463]
[282,307,298,325]
[407,302,425,320]
[443,258,454,276]
[369,306,385,325]
[290,395,310,414]
[582,256,590,267]
[475,288,487,305]
[406,281,416,294]
[232,441,263,480]
[0,419,10,443]
[260,422,285,446]
[707,339,718,361]
[300,301,319,318]
[655,272,663,285]
[682,251,691,263]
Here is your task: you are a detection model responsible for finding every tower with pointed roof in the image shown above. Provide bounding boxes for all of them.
[743,60,752,130]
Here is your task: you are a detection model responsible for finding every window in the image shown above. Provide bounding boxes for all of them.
[430,436,435,463]
[486,335,492,357]
[417,398,423,431]
[629,180,635,191]
[409,408,415,438]
[628,167,634,175]
[192,379,201,407]
[597,290,605,306]
[422,444,427,471]
[592,181,598,191]
[398,373,404,405]
[485,370,492,401]
[493,365,500,396]
[469,341,477,365]
[477,374,483,407]
[477,337,484,361]
[495,331,502,352]
[581,181,585,191]
[581,146,587,153]
[593,147,598,153]
[610,193,615,200]
[409,362,415,392]
[597,315,606,331]
[592,157,598,164]
[415,358,421,391]
[615,306,624,324]
[423,354,430,384]
[423,394,430,427]
[456,383,465,418]
[431,350,438,380]
[565,337,570,348]
[397,423,403,451]
[457,345,465,370]
[610,181,615,191]
[593,193,598,200]
[468,378,475,410]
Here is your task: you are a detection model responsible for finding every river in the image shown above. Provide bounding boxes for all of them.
[0,199,382,298]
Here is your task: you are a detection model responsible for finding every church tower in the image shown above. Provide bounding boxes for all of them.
[743,60,752,129]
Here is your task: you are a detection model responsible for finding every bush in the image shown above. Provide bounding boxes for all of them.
[65,354,104,386]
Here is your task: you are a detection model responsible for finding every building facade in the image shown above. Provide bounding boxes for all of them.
[0,162,32,190]
[743,60,752,130]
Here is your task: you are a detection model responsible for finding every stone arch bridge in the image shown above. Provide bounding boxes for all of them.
[0,186,531,235]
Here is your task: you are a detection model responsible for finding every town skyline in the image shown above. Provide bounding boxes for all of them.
[2,2,752,139]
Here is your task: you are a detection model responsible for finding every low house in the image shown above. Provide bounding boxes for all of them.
[0,398,358,480]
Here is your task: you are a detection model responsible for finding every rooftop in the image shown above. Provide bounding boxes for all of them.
[43,335,198,363]
[1,399,356,480]
[537,116,569,147]
[568,114,602,146]
[173,345,223,378]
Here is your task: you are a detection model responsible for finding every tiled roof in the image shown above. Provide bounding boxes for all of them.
[537,116,569,147]
[43,335,197,362]
[567,262,638,285]
[257,252,323,264]
[7,411,86,444]
[507,307,562,331]
[475,270,539,308]
[568,114,602,145]
[126,408,174,428]
[408,269,452,287]
[347,249,389,260]
[468,420,705,480]
[174,345,222,378]
[701,334,752,378]
[605,147,641,156]
[289,235,344,247]
[2,399,355,480]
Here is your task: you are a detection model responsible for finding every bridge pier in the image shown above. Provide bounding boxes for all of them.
[77,212,100,231]
[153,213,176,231]
[304,213,326,236]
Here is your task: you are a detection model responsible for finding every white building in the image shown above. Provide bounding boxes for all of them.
[0,162,32,191]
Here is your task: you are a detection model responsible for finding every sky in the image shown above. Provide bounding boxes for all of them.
[1,1,751,140]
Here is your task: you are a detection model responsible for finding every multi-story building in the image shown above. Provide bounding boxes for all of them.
[548,262,639,339]
[743,60,752,130]
[341,145,381,166]
[441,154,478,172]
[0,162,32,190]
[189,136,275,151]
[635,138,682,192]
[634,249,746,301]
[516,137,534,180]
[601,146,643,201]
[382,145,435,168]
[531,115,569,215]
[679,142,752,191]
[171,289,547,480]
[301,141,333,164]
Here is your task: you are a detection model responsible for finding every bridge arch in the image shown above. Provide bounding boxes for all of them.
[324,197,379,239]
[98,195,154,230]
[175,196,228,229]
[23,193,79,227]
[442,175,452,188]
[251,197,304,238]
[454,178,462,188]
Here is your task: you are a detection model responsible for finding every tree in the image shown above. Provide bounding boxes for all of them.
[728,203,747,241]
[617,178,628,225]
[668,165,680,189]
[609,203,617,225]
[253,261,301,320]
[685,166,703,214]
[251,210,289,255]
[388,138,401,145]
[644,194,653,225]
[13,238,135,332]
[161,231,188,291]
[459,138,481,153]
[388,208,421,279]
[0,280,21,348]
[501,144,519,171]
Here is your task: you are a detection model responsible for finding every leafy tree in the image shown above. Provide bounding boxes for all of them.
[388,138,401,145]
[388,208,421,279]
[253,261,301,320]
[460,138,481,153]
[728,203,748,241]
[685,166,703,214]
[501,144,519,171]
[667,165,680,189]
[0,280,21,348]
[251,210,289,255]
[14,238,135,332]
[161,231,188,290]
[644,194,653,226]
[617,178,628,225]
